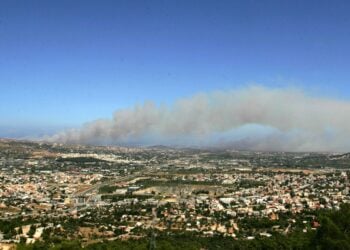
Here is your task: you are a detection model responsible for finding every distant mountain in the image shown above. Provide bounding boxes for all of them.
[329,153,350,160]
[146,145,175,150]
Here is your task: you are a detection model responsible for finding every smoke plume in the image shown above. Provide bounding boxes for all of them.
[48,86,350,152]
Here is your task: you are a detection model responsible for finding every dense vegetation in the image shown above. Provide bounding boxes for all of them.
[15,204,350,250]
[98,185,118,194]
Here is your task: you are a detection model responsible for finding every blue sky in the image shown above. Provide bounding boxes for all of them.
[1,0,350,138]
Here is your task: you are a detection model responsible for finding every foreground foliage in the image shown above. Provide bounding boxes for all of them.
[17,204,350,250]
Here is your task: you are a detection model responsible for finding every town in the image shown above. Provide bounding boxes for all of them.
[1,139,350,249]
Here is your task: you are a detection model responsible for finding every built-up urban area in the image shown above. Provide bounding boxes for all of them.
[1,139,350,249]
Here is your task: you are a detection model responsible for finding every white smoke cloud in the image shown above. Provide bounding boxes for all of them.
[48,85,350,152]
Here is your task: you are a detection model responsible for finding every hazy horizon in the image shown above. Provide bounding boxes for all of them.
[1,1,350,152]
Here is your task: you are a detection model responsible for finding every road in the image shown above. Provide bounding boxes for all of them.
[70,167,156,211]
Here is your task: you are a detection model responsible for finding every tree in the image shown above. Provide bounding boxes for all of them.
[28,225,36,238]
